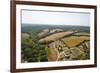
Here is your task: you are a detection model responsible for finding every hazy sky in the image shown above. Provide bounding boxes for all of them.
[22,10,90,26]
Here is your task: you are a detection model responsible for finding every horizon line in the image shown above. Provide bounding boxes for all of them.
[21,23,90,27]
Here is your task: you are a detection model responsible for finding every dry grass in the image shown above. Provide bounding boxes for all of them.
[21,33,30,40]
[45,47,58,61]
[74,33,90,36]
[39,31,75,43]
[62,36,90,48]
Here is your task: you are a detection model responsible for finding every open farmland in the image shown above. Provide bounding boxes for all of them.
[21,24,90,62]
[74,32,90,36]
[39,31,77,44]
[62,36,90,48]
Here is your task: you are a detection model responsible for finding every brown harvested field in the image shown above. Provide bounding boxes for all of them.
[62,36,90,48]
[39,31,76,43]
[21,33,32,44]
[74,32,90,36]
[45,47,58,61]
[21,33,30,40]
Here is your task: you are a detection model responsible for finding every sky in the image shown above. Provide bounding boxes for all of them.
[22,10,90,26]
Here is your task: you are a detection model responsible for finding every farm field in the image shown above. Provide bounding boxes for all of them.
[21,24,90,63]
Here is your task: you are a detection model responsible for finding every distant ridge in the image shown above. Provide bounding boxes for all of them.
[21,23,90,27]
